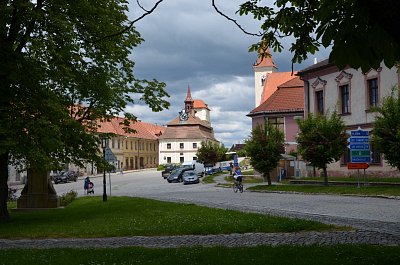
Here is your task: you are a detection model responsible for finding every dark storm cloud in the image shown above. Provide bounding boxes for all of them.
[126,0,329,146]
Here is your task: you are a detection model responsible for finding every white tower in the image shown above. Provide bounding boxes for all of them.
[253,47,277,106]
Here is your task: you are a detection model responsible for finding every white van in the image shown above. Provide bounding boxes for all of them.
[181,161,205,177]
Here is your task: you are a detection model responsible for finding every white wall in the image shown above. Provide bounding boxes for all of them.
[159,139,203,164]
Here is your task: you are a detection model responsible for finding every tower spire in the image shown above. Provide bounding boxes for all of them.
[184,83,194,113]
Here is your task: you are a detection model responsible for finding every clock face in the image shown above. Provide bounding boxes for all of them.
[179,110,188,121]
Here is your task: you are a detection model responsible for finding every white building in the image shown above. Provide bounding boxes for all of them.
[298,60,400,176]
[158,85,218,164]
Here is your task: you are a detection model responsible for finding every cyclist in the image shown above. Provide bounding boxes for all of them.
[232,166,243,193]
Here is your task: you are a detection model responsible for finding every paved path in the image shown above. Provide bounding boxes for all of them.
[4,172,399,249]
[0,230,399,249]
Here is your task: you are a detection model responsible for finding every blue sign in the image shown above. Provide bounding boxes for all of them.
[349,128,370,165]
[349,144,370,150]
[351,130,369,137]
[348,137,369,143]
[351,157,371,163]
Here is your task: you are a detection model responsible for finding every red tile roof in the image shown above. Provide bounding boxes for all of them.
[159,112,216,141]
[260,72,297,104]
[253,48,277,68]
[250,77,304,115]
[96,117,165,140]
[193,99,210,110]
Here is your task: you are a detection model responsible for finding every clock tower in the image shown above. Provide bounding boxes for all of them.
[184,83,194,113]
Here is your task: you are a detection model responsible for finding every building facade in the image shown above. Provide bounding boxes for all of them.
[298,60,400,176]
[249,52,304,154]
[158,85,218,164]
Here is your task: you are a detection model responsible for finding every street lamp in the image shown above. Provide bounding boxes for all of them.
[101,137,108,202]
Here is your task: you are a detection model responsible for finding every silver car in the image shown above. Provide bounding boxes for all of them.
[182,170,199,185]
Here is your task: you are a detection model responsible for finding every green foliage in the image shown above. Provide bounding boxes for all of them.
[59,190,78,207]
[196,141,228,166]
[157,164,166,171]
[296,112,348,185]
[238,0,400,72]
[245,122,284,185]
[0,0,170,171]
[372,87,400,170]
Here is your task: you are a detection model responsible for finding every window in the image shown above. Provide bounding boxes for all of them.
[180,143,184,149]
[146,143,148,151]
[340,84,350,114]
[267,117,284,131]
[180,157,184,163]
[370,144,381,165]
[316,90,324,114]
[135,141,137,150]
[193,143,197,149]
[167,143,171,149]
[167,157,171,163]
[341,149,351,166]
[118,139,121,149]
[261,75,266,86]
[367,78,379,108]
[131,141,133,150]
[193,157,197,161]
[112,139,115,149]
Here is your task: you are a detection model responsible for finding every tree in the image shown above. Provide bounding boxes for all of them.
[372,86,400,170]
[233,0,400,72]
[196,141,227,166]
[0,1,169,222]
[296,112,348,186]
[245,122,284,185]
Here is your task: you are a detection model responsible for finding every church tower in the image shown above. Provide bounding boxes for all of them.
[184,83,194,114]
[253,47,277,106]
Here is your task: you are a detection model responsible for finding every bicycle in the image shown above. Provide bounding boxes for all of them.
[233,179,243,193]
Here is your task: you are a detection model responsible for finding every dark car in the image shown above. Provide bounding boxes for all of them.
[167,168,191,183]
[53,171,78,184]
[162,164,177,179]
[182,170,199,185]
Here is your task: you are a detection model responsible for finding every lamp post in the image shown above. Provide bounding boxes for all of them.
[101,138,108,202]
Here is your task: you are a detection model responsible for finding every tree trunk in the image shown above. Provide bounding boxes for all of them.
[263,173,272,186]
[0,152,10,222]
[323,166,328,186]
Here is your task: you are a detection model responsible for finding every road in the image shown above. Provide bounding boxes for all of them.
[52,169,400,236]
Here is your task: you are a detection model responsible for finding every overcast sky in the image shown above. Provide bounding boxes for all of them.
[125,0,330,148]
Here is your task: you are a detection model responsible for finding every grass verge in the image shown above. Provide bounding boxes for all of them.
[2,196,339,239]
[0,245,399,265]
[292,176,400,183]
[248,184,400,196]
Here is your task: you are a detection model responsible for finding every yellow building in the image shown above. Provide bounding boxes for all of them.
[97,117,165,171]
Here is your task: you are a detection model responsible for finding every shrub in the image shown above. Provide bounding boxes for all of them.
[7,187,17,202]
[157,164,166,171]
[59,190,78,206]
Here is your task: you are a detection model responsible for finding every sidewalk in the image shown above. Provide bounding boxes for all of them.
[1,230,399,249]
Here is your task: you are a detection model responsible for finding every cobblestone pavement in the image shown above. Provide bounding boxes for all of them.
[0,230,399,249]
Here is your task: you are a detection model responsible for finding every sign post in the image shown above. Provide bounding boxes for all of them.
[104,147,117,196]
[347,128,370,188]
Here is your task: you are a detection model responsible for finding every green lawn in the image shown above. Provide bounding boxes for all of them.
[0,245,399,265]
[2,196,338,239]
[293,176,400,183]
[248,184,400,196]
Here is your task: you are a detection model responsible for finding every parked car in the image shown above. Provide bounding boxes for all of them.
[65,171,79,182]
[53,171,78,184]
[181,161,205,177]
[182,170,199,185]
[161,164,177,179]
[167,168,191,183]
